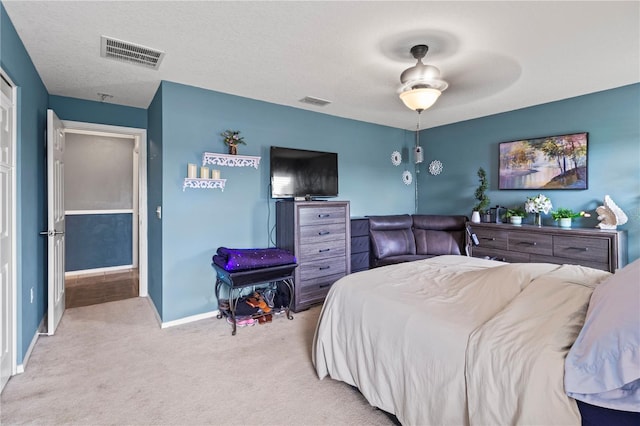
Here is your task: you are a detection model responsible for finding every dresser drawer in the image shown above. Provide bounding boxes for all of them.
[553,235,609,264]
[351,235,369,254]
[508,232,552,256]
[472,247,530,263]
[299,223,346,243]
[296,273,345,305]
[299,239,346,261]
[351,252,370,271]
[474,228,508,250]
[530,254,609,272]
[299,258,347,281]
[350,218,369,237]
[299,206,346,226]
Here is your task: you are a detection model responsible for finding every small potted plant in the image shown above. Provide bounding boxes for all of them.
[503,206,528,225]
[550,208,590,228]
[221,130,246,155]
[472,167,490,223]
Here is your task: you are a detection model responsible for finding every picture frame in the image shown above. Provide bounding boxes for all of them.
[499,132,588,190]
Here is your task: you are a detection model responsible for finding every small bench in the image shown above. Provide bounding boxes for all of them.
[212,263,297,335]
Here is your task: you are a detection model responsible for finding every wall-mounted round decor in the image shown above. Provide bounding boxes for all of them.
[391,151,402,166]
[429,160,443,175]
[402,170,413,185]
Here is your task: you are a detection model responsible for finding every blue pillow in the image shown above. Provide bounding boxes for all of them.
[564,258,640,412]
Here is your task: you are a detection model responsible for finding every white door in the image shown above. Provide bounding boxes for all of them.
[46,110,65,335]
[0,75,15,391]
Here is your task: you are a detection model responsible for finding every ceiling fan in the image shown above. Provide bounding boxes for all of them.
[398,44,449,112]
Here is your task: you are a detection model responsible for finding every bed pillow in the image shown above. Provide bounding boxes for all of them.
[564,258,640,412]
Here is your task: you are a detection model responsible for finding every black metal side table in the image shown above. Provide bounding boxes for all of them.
[212,263,296,335]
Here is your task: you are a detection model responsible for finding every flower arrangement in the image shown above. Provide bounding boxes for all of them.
[524,194,553,215]
[221,130,245,154]
[551,208,590,220]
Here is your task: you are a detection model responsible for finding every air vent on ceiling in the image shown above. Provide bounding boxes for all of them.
[100,36,165,70]
[299,96,331,107]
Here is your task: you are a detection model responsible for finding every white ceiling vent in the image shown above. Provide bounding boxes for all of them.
[299,96,331,107]
[100,36,165,70]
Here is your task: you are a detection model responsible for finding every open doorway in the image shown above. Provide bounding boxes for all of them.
[60,121,147,308]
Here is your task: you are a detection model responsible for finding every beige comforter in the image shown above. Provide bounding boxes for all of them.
[312,255,611,425]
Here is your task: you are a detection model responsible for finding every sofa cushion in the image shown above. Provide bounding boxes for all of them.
[369,214,416,260]
[414,229,465,255]
[413,215,467,256]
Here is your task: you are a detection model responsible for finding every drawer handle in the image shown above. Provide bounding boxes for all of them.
[568,246,589,251]
[319,266,331,270]
[319,283,332,288]
[318,231,330,236]
[481,237,495,241]
[318,214,331,218]
[319,248,331,253]
[519,242,537,246]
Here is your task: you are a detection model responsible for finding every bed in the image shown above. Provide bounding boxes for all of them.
[313,255,639,425]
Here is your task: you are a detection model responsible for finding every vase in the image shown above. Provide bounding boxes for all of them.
[228,144,237,155]
[471,211,481,223]
[534,213,542,227]
[559,217,572,228]
[510,216,522,225]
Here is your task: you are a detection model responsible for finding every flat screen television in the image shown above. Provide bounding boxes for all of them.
[270,146,338,199]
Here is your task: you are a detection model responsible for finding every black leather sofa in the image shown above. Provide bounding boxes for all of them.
[368,214,468,268]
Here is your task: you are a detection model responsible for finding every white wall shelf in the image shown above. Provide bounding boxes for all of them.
[202,152,261,169]
[183,178,227,192]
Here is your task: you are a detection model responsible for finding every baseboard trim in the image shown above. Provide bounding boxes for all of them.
[143,296,218,329]
[65,265,134,277]
[161,310,219,329]
[144,296,162,327]
[16,316,45,374]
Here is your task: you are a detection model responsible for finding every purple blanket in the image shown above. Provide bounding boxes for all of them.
[213,247,296,272]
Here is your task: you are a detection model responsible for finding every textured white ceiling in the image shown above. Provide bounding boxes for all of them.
[3,1,639,130]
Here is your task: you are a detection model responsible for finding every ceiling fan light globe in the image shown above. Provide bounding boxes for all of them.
[399,88,442,111]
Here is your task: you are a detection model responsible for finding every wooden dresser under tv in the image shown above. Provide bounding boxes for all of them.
[468,222,627,273]
[276,201,351,312]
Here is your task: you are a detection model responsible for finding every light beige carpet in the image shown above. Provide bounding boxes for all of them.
[1,297,395,425]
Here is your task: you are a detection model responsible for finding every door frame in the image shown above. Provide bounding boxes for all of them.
[61,120,148,297]
[0,69,17,388]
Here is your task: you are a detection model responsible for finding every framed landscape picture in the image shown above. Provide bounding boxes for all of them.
[499,132,588,190]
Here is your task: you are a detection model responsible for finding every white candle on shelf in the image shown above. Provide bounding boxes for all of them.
[211,169,221,179]
[187,163,197,178]
[200,167,210,179]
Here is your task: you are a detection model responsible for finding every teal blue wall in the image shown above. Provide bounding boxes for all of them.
[158,81,413,321]
[147,85,163,317]
[1,3,49,364]
[418,83,640,263]
[49,95,147,129]
[65,214,133,271]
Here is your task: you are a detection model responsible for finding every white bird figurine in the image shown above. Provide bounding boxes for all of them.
[596,195,628,230]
